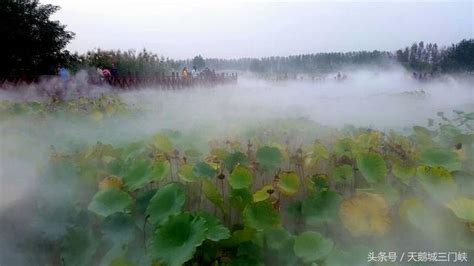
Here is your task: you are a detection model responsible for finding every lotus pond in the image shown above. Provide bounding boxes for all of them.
[0,84,473,266]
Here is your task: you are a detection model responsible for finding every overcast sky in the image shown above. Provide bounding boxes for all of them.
[45,0,473,59]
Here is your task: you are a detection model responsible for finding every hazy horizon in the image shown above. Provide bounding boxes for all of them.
[44,0,473,59]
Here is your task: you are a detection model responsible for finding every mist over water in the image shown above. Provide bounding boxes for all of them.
[1,68,473,206]
[0,67,473,264]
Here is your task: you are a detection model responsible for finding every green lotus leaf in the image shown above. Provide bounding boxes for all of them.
[221,228,257,247]
[198,212,231,241]
[151,159,170,182]
[184,148,201,158]
[446,197,474,222]
[332,164,353,183]
[276,171,300,196]
[146,183,186,224]
[135,189,157,215]
[302,191,343,225]
[202,180,226,213]
[312,174,329,192]
[333,138,355,158]
[356,131,384,152]
[193,161,216,179]
[356,152,387,183]
[417,166,458,203]
[313,141,329,160]
[253,185,273,202]
[102,213,137,245]
[123,159,152,190]
[149,213,207,266]
[392,162,416,185]
[413,125,435,146]
[151,133,173,153]
[229,165,253,189]
[256,146,282,171]
[293,231,333,262]
[230,188,253,211]
[243,201,280,230]
[264,227,293,250]
[61,228,99,266]
[88,188,132,217]
[420,147,461,171]
[178,163,198,183]
[224,151,248,173]
[210,148,229,160]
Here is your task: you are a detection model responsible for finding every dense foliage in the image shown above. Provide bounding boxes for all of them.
[0,94,130,120]
[203,39,474,74]
[71,49,179,76]
[0,0,75,80]
[7,106,472,265]
[396,40,474,73]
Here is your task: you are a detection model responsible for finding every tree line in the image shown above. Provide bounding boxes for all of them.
[201,40,474,74]
[1,0,473,81]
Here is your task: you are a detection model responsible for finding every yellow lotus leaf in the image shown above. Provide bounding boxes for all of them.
[99,176,123,190]
[446,197,474,222]
[91,110,103,121]
[253,185,273,202]
[339,193,391,236]
[105,104,115,114]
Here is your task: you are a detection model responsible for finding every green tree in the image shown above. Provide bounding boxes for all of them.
[192,55,206,70]
[0,0,74,80]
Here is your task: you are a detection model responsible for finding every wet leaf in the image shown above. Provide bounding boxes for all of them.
[224,151,248,173]
[339,193,391,236]
[151,159,170,182]
[243,201,280,230]
[230,188,253,211]
[420,147,461,171]
[149,213,207,266]
[123,159,152,190]
[302,191,343,225]
[202,180,226,213]
[277,171,300,196]
[392,162,416,185]
[256,146,282,171]
[293,231,333,262]
[332,164,353,183]
[193,161,216,179]
[356,152,387,183]
[178,164,198,183]
[229,165,253,189]
[253,185,273,202]
[446,197,474,222]
[417,166,458,203]
[88,188,132,217]
[151,134,173,153]
[146,183,186,224]
[198,212,231,241]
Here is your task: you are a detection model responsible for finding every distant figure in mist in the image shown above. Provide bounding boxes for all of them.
[97,66,104,78]
[102,68,111,79]
[110,64,118,79]
[191,66,198,78]
[58,65,70,82]
[181,67,189,79]
[335,71,347,82]
[55,65,70,100]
